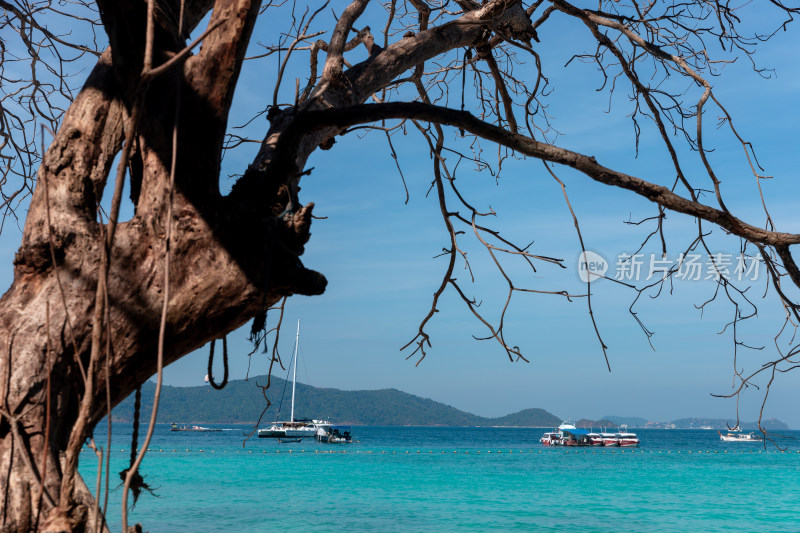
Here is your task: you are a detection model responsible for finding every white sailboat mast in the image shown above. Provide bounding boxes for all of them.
[290,319,300,423]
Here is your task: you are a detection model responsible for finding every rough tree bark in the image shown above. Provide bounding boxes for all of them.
[0,0,325,529]
[0,1,536,530]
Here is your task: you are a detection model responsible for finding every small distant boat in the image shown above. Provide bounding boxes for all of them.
[539,430,562,446]
[314,423,353,443]
[170,423,222,432]
[719,426,762,442]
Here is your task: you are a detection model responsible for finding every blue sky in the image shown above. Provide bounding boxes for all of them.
[2,3,799,427]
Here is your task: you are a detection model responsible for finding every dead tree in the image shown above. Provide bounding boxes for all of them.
[1,0,799,531]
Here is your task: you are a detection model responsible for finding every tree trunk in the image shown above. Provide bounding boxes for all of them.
[0,1,533,529]
[0,1,326,529]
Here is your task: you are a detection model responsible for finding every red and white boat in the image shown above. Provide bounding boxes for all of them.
[615,425,640,447]
[600,432,619,446]
[587,432,604,446]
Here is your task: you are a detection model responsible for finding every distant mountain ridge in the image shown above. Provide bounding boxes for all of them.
[604,415,788,431]
[111,378,790,428]
[113,376,562,427]
[603,415,649,427]
[576,419,615,428]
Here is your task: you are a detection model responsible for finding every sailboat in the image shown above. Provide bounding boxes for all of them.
[257,320,316,441]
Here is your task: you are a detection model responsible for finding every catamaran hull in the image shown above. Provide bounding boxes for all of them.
[257,427,316,439]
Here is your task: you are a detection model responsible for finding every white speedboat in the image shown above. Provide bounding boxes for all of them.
[719,426,762,442]
[170,423,222,432]
[314,422,353,443]
[540,430,562,446]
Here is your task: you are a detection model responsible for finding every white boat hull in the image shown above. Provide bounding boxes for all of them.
[257,424,316,439]
[719,431,761,442]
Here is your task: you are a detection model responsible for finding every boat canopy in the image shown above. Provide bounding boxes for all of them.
[562,428,588,435]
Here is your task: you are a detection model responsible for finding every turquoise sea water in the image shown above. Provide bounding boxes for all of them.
[80,425,800,532]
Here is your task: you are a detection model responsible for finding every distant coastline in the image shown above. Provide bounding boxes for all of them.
[113,377,789,430]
